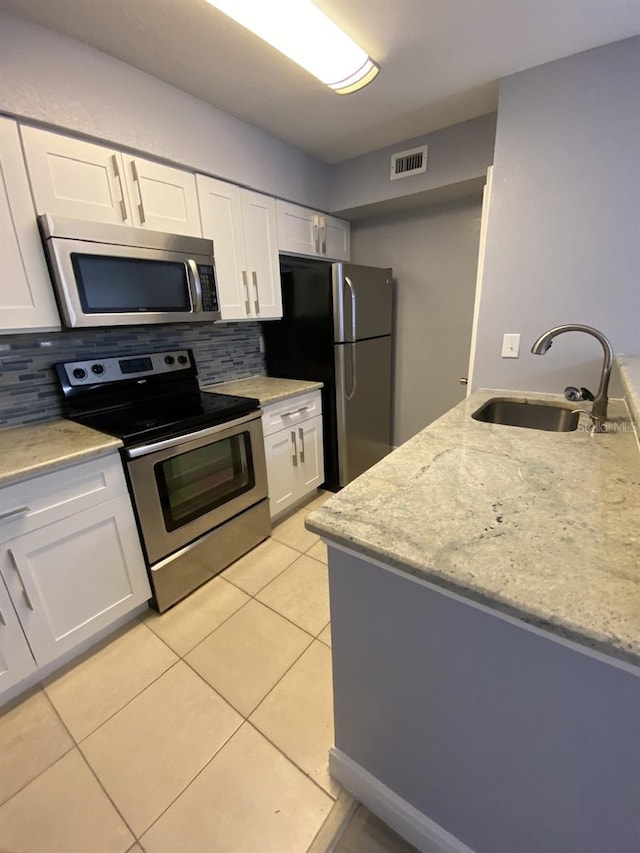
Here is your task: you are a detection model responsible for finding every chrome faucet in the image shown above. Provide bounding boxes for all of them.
[531,324,614,431]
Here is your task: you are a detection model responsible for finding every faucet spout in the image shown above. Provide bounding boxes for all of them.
[531,324,614,429]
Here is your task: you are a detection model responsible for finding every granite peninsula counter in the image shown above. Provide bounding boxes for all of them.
[306,388,640,666]
[311,386,640,853]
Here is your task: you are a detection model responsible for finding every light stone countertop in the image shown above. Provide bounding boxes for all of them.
[0,420,122,487]
[617,354,640,432]
[306,389,640,667]
[202,375,323,406]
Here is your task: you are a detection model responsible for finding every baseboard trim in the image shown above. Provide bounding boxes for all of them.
[329,748,476,853]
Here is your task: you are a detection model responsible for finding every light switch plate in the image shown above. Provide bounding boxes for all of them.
[501,333,521,358]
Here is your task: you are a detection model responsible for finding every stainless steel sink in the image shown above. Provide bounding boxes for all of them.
[472,398,579,432]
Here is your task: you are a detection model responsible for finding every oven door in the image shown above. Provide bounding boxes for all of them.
[125,412,268,564]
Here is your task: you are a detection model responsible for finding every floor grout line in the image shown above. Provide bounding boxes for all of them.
[75,745,140,846]
[1,493,336,849]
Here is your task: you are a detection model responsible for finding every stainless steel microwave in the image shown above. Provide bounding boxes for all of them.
[38,214,220,328]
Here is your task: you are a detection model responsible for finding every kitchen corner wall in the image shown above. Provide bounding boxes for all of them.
[471,36,640,394]
[351,199,483,445]
[0,323,264,428]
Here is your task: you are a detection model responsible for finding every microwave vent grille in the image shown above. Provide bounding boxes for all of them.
[390,146,428,180]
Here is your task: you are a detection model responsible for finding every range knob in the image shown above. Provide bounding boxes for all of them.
[91,363,105,375]
[177,355,188,365]
[72,367,87,380]
[164,355,175,365]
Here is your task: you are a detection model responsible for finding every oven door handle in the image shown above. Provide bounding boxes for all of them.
[125,411,261,459]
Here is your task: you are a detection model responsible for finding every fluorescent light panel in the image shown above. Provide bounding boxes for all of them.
[207,0,379,94]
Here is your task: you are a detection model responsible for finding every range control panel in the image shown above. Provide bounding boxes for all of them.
[61,350,194,386]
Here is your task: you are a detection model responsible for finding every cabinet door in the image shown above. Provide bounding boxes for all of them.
[124,156,201,236]
[297,415,325,494]
[242,190,282,319]
[0,571,37,695]
[0,118,61,334]
[276,200,318,257]
[197,175,250,320]
[1,496,150,667]
[21,126,130,225]
[264,429,299,518]
[322,214,351,262]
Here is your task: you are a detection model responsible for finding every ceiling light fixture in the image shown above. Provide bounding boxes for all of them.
[206,0,379,94]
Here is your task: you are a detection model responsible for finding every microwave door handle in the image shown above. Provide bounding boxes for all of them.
[187,259,203,312]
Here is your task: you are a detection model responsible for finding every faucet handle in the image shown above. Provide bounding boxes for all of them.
[564,386,594,402]
[564,386,582,401]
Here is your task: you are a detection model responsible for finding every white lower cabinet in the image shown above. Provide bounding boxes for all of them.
[0,454,151,699]
[0,572,37,694]
[262,390,325,519]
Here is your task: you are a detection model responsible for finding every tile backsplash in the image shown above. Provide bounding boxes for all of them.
[0,322,265,428]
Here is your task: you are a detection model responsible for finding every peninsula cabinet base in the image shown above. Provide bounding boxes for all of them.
[327,545,640,853]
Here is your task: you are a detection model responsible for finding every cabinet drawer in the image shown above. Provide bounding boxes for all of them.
[261,390,322,437]
[0,453,128,542]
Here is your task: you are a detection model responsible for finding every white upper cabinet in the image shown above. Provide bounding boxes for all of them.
[21,126,132,225]
[21,126,201,236]
[197,175,282,320]
[241,190,282,319]
[276,200,350,261]
[122,155,201,236]
[0,118,61,334]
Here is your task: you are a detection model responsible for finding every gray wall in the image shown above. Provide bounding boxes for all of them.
[330,114,496,216]
[472,37,640,394]
[352,200,482,445]
[329,547,640,853]
[0,12,330,209]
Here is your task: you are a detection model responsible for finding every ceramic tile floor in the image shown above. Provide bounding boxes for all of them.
[0,492,342,853]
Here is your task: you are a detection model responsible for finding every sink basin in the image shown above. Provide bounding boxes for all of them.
[472,398,579,432]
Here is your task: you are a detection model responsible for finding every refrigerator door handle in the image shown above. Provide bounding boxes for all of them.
[346,342,357,400]
[344,275,356,341]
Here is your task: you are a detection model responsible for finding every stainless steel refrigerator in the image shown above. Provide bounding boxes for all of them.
[263,258,393,490]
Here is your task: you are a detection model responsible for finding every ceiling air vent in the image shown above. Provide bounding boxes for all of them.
[390,145,428,180]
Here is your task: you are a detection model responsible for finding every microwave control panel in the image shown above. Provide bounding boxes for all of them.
[197,264,219,313]
[58,349,194,386]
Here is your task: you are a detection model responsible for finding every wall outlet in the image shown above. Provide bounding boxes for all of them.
[501,333,521,358]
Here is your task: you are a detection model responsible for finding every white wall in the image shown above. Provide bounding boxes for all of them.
[472,36,640,394]
[0,12,330,209]
[352,199,483,444]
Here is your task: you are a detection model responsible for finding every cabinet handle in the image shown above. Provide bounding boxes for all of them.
[0,505,29,523]
[312,214,319,254]
[282,406,309,418]
[241,271,250,315]
[111,155,128,221]
[7,548,34,611]
[298,427,305,463]
[291,431,298,467]
[320,215,327,254]
[0,607,5,627]
[130,160,146,224]
[252,271,260,315]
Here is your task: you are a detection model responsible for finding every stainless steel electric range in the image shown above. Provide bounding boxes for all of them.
[55,349,270,611]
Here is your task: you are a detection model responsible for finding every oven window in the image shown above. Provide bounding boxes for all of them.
[154,432,255,531]
[71,254,191,313]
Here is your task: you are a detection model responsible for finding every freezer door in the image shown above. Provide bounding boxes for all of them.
[335,336,392,487]
[332,263,393,342]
